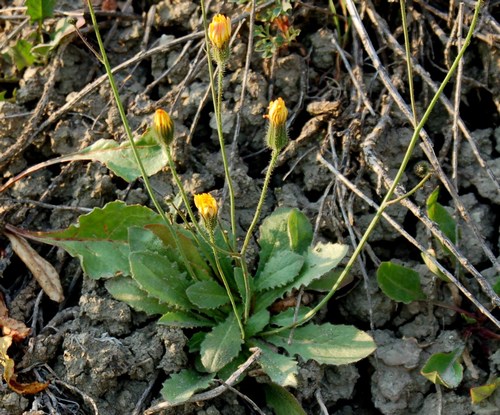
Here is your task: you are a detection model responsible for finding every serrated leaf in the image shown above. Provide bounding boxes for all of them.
[263,383,306,415]
[105,275,171,315]
[130,251,191,310]
[269,307,311,327]
[307,270,343,292]
[145,224,212,281]
[254,250,304,292]
[255,242,348,312]
[470,379,499,404]
[186,280,229,309]
[287,209,312,254]
[250,340,298,387]
[200,315,243,373]
[427,187,457,244]
[266,323,376,365]
[377,262,426,304]
[161,369,215,404]
[76,130,165,182]
[257,208,295,275]
[159,311,213,328]
[26,0,56,23]
[421,348,463,388]
[1,131,166,192]
[21,201,163,279]
[245,309,270,338]
[294,242,348,289]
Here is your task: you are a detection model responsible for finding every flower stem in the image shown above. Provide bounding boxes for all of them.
[261,0,483,336]
[200,0,237,247]
[240,149,279,320]
[209,231,245,340]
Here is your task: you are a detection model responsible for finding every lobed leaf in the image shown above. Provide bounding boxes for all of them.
[146,223,212,281]
[254,250,304,292]
[186,280,229,309]
[377,262,426,304]
[257,208,295,276]
[105,276,171,315]
[269,307,311,327]
[266,323,376,365]
[21,201,163,279]
[287,209,313,254]
[161,369,215,404]
[250,339,298,387]
[75,130,166,182]
[159,311,214,328]
[255,242,348,312]
[129,251,191,310]
[200,315,243,373]
[245,309,270,338]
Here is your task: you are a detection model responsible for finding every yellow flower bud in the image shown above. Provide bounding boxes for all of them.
[266,97,288,127]
[194,193,218,231]
[152,109,174,147]
[208,14,231,50]
[265,98,289,152]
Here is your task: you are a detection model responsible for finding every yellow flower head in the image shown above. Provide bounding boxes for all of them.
[208,14,231,50]
[152,109,174,147]
[266,97,288,127]
[194,193,218,229]
[265,98,289,152]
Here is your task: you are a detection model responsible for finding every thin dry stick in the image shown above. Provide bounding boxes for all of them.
[228,0,257,204]
[364,144,500,321]
[219,381,266,415]
[131,371,160,415]
[451,3,464,278]
[144,348,262,414]
[345,0,500,303]
[364,0,500,197]
[53,379,99,415]
[317,152,500,329]
[315,389,330,415]
[330,34,375,116]
[0,41,68,169]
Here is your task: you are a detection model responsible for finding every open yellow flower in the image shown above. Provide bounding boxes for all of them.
[208,14,231,50]
[152,109,174,147]
[266,97,288,127]
[194,193,218,230]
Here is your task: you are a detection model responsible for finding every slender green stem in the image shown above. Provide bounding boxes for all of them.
[164,145,236,257]
[86,1,204,285]
[209,231,245,339]
[87,1,168,225]
[165,146,198,227]
[239,150,279,320]
[400,0,418,125]
[200,0,237,246]
[241,150,279,256]
[386,172,432,206]
[261,0,483,337]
